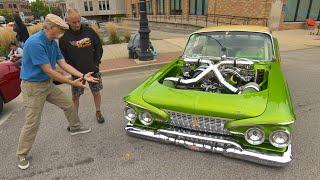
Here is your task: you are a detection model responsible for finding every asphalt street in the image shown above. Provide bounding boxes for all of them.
[0,48,320,180]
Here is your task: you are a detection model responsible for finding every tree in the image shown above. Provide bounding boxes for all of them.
[0,9,13,22]
[51,6,63,17]
[31,0,50,19]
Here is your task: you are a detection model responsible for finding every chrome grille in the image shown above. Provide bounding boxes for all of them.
[164,110,231,135]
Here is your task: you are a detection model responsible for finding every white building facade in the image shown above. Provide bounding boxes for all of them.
[66,0,125,20]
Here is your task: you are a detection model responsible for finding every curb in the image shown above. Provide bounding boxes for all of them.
[280,45,320,52]
[100,61,170,76]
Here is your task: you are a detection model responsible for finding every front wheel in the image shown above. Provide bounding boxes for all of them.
[0,96,3,114]
[133,52,138,59]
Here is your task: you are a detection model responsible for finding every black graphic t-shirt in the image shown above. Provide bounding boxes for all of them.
[59,25,103,74]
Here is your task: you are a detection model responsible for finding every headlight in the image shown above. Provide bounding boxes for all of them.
[269,130,291,148]
[245,128,265,145]
[124,106,137,122]
[139,111,153,126]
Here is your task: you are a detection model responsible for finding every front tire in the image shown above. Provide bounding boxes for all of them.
[133,52,138,59]
[0,96,3,114]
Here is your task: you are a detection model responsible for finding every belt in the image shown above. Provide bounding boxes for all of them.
[22,79,52,84]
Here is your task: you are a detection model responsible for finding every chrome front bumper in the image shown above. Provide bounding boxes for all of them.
[125,123,292,167]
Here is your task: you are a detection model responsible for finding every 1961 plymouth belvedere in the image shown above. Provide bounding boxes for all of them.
[123,26,295,167]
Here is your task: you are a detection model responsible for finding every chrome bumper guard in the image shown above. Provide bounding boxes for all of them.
[125,123,292,167]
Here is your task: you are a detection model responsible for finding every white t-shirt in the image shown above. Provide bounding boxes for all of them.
[8,47,23,60]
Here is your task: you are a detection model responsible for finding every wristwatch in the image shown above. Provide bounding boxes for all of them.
[81,74,86,85]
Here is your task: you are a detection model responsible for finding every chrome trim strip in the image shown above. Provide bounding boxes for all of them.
[124,102,148,111]
[125,123,292,167]
[276,121,295,125]
[158,129,242,150]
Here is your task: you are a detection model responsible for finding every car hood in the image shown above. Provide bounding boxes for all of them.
[142,81,269,119]
[124,58,294,124]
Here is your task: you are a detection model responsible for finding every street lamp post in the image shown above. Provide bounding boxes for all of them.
[138,0,154,61]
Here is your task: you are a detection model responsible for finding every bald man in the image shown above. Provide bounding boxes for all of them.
[59,9,105,123]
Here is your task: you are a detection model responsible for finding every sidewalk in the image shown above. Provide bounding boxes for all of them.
[100,51,182,75]
[273,29,320,51]
[99,29,320,74]
[101,39,186,60]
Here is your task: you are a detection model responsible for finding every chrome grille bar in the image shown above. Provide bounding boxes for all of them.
[164,110,231,135]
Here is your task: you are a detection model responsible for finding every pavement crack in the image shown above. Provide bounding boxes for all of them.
[74,157,95,166]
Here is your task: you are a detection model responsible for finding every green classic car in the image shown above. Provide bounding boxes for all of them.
[123,26,295,167]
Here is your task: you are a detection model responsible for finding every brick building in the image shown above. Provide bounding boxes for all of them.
[125,0,320,30]
[0,0,33,22]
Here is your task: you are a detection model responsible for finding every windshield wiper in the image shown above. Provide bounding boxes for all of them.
[183,55,220,61]
[198,33,227,56]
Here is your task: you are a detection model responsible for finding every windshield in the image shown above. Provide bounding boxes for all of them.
[183,31,274,61]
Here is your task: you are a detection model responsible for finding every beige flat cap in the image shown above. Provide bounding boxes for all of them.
[45,14,69,30]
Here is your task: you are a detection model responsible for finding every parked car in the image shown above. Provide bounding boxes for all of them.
[123,25,295,167]
[81,17,99,28]
[1,22,14,29]
[0,61,21,114]
[25,23,35,27]
[6,22,14,28]
[0,16,6,27]
[34,19,41,24]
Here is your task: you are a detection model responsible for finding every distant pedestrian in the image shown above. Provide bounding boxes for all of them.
[17,14,98,170]
[13,14,29,47]
[59,8,105,123]
[128,33,154,59]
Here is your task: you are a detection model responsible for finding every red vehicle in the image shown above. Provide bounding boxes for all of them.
[0,61,21,114]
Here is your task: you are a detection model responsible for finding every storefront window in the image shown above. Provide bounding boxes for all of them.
[309,0,320,20]
[106,0,110,10]
[285,0,320,22]
[103,1,106,10]
[204,0,208,15]
[189,0,208,15]
[157,0,165,15]
[84,2,88,12]
[89,1,93,11]
[171,0,182,15]
[196,0,203,15]
[99,1,102,10]
[190,0,196,15]
[296,0,311,21]
[146,1,153,15]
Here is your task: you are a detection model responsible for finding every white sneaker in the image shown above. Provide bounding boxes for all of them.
[70,127,92,136]
[18,156,30,170]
